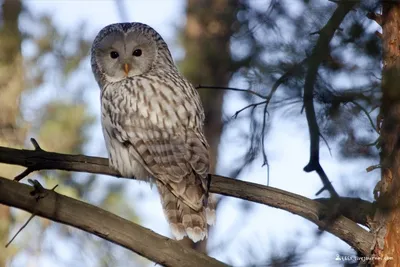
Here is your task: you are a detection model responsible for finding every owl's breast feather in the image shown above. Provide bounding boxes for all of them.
[104,77,199,131]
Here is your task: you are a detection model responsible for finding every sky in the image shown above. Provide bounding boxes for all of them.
[14,1,380,266]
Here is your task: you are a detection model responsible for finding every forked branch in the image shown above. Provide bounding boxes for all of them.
[303,1,357,198]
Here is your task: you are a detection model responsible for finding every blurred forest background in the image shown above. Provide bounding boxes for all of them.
[0,0,384,266]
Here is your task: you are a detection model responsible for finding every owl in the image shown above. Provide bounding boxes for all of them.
[90,22,215,242]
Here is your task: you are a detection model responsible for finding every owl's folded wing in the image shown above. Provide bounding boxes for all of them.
[112,121,209,212]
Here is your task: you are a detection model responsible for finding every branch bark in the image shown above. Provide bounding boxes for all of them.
[0,176,226,267]
[0,144,375,256]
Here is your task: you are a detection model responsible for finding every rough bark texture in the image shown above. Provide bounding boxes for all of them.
[0,177,227,267]
[0,1,24,266]
[372,2,400,266]
[179,0,238,251]
[0,145,376,256]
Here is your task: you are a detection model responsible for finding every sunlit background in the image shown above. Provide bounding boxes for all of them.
[0,0,382,266]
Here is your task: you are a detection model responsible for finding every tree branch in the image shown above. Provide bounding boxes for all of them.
[315,197,376,227]
[0,145,374,255]
[303,1,357,197]
[0,176,226,267]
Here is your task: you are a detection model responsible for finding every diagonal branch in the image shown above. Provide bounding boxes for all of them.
[303,1,357,198]
[0,145,374,255]
[0,176,226,267]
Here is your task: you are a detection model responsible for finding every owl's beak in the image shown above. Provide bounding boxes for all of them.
[123,63,130,76]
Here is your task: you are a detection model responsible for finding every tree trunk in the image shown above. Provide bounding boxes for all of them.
[0,0,25,266]
[179,0,238,252]
[373,2,400,266]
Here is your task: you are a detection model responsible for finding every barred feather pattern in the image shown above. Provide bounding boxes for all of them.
[92,23,215,242]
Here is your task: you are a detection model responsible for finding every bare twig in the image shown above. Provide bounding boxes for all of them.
[303,1,356,198]
[258,59,308,175]
[0,145,375,255]
[202,61,307,185]
[232,100,267,118]
[30,138,43,151]
[319,133,332,157]
[14,168,35,182]
[14,138,45,181]
[5,179,58,248]
[250,59,309,183]
[261,102,269,181]
[195,85,267,99]
[351,100,379,133]
[367,164,381,172]
[5,213,35,248]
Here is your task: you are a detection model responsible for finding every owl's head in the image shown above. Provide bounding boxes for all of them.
[91,22,174,86]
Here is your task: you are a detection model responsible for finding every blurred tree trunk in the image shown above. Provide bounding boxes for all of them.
[374,2,400,266]
[0,0,25,266]
[179,0,237,252]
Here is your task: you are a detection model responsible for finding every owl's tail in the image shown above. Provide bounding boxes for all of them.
[156,182,216,242]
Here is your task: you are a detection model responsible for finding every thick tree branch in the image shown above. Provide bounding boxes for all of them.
[315,197,376,227]
[0,145,374,255]
[303,1,357,197]
[0,177,226,267]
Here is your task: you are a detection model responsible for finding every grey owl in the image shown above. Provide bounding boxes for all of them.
[90,22,215,242]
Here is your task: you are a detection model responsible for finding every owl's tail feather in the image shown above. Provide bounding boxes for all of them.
[205,193,217,225]
[157,182,215,242]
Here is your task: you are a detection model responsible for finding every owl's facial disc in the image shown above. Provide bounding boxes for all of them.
[95,30,157,82]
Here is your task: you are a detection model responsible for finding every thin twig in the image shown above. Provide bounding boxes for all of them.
[14,138,45,181]
[366,164,381,172]
[195,85,267,99]
[351,100,378,133]
[211,60,307,184]
[257,59,308,183]
[5,213,36,248]
[30,138,43,151]
[5,179,58,248]
[261,101,270,186]
[232,100,267,118]
[14,169,35,182]
[319,133,332,157]
[366,137,379,147]
[314,164,335,197]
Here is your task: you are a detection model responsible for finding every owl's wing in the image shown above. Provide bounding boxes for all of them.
[112,119,209,212]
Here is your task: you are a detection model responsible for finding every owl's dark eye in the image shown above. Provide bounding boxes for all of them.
[132,49,142,57]
[110,51,119,59]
